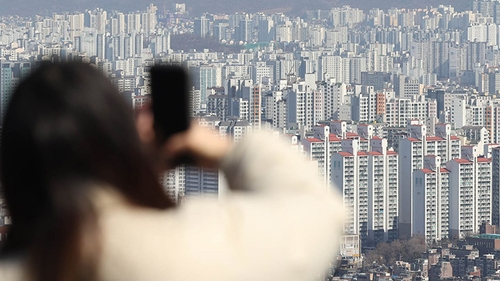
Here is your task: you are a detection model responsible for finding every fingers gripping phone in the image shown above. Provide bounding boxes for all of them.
[150,65,191,143]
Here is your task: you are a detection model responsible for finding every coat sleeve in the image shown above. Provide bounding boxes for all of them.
[215,131,345,280]
[96,131,346,281]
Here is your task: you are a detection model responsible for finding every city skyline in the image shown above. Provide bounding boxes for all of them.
[4,1,500,278]
[0,0,475,17]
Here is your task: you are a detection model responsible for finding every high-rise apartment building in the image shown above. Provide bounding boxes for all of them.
[194,16,210,38]
[236,18,253,43]
[126,13,141,34]
[492,147,500,226]
[318,55,350,84]
[184,167,226,197]
[161,166,185,203]
[191,65,218,105]
[360,71,391,91]
[385,95,430,127]
[110,13,125,36]
[399,122,461,238]
[302,122,381,187]
[302,125,342,186]
[207,93,228,121]
[332,137,398,246]
[413,155,450,244]
[0,62,31,122]
[317,79,348,121]
[249,84,261,129]
[286,82,310,129]
[446,156,492,239]
[258,18,274,42]
[67,13,85,39]
[351,86,380,123]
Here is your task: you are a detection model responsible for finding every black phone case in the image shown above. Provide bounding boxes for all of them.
[150,65,191,142]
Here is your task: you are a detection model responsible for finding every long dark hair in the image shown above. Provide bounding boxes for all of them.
[0,62,174,280]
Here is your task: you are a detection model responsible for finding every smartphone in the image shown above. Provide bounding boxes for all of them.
[150,65,191,143]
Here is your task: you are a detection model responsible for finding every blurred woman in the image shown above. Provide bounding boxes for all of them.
[0,62,344,281]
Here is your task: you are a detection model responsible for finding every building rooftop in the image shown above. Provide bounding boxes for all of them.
[329,134,342,141]
[426,136,445,141]
[305,137,322,143]
[453,158,472,164]
[207,94,227,99]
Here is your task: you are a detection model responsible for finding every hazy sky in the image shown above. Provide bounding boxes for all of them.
[0,0,472,17]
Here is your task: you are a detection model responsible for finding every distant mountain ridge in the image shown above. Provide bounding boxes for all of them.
[1,0,473,17]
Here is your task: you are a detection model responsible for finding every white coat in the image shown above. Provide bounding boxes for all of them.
[0,132,345,281]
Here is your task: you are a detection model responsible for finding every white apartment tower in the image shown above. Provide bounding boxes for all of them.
[332,137,399,245]
[446,156,492,239]
[367,138,399,244]
[385,95,428,127]
[331,139,368,242]
[286,87,305,129]
[161,166,185,204]
[302,122,377,186]
[302,125,342,186]
[413,155,450,244]
[457,147,493,234]
[317,79,348,120]
[399,121,461,238]
[184,167,227,199]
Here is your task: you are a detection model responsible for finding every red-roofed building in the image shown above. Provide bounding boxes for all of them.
[301,136,328,184]
[332,138,399,245]
[425,136,445,141]
[305,124,388,187]
[413,155,451,243]
[477,157,491,163]
[302,126,347,186]
[453,158,471,164]
[304,137,322,143]
[447,156,492,239]
[329,134,342,142]
[399,122,461,239]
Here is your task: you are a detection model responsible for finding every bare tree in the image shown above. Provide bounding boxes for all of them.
[363,236,427,266]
